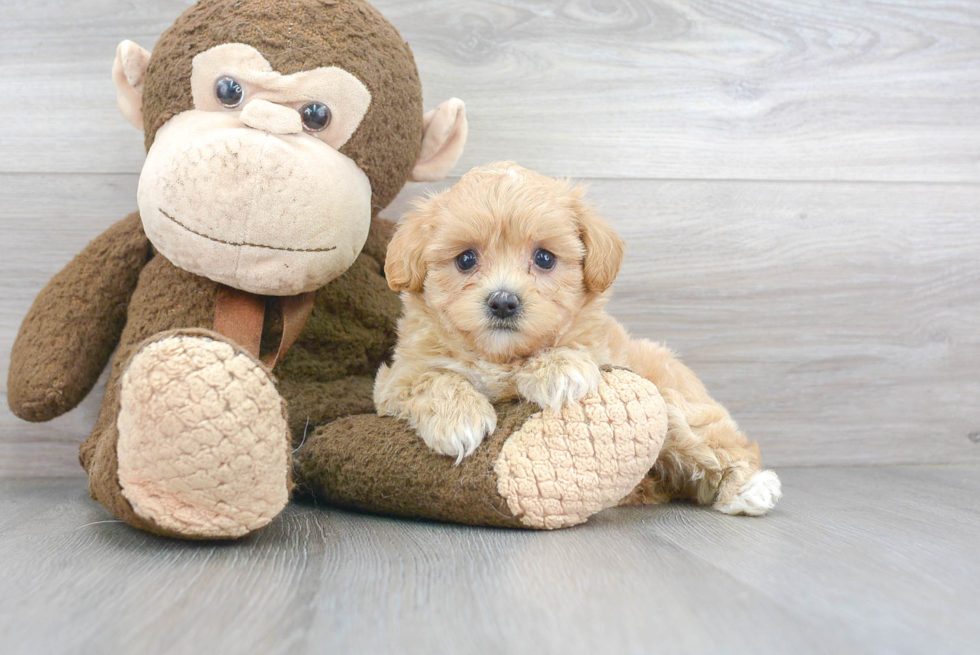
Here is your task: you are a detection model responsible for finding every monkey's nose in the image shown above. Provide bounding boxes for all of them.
[239,99,303,135]
[487,291,521,319]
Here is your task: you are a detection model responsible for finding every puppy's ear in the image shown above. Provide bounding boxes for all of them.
[384,214,430,293]
[572,187,625,293]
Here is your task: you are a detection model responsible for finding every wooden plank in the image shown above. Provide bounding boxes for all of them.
[0,467,977,654]
[3,174,979,476]
[0,173,135,478]
[1,0,978,180]
[617,465,980,654]
[0,0,190,175]
[607,179,980,467]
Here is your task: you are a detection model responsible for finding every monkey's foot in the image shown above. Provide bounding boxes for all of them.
[294,368,668,530]
[116,332,290,539]
[493,368,668,529]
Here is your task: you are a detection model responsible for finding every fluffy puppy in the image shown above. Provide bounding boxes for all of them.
[375,162,781,515]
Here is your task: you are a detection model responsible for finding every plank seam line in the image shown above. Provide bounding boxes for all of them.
[1,172,978,187]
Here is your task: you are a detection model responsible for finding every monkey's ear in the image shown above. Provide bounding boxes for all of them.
[112,40,152,130]
[410,98,468,182]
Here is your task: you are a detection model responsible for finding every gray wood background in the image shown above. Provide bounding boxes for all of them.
[2,0,979,476]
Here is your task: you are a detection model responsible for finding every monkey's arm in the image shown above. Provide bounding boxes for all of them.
[7,212,151,422]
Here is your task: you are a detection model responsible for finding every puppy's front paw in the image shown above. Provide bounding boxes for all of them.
[515,348,602,412]
[714,470,782,516]
[415,393,497,464]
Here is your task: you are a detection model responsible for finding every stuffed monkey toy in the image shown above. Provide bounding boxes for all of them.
[7,0,668,539]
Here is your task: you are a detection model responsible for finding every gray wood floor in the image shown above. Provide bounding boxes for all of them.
[2,466,978,655]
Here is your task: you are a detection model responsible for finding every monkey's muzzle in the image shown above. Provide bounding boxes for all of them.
[137,110,373,296]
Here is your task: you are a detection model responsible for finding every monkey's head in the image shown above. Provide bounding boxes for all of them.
[112,0,467,295]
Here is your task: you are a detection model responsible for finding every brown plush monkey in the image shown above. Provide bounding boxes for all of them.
[7,0,668,539]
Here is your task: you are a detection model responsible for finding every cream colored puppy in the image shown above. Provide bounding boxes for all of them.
[375,163,781,515]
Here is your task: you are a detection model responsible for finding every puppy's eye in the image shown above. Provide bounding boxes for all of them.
[533,248,556,270]
[215,76,244,108]
[456,250,478,272]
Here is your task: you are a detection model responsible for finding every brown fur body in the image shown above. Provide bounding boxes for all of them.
[7,0,458,536]
[70,213,401,534]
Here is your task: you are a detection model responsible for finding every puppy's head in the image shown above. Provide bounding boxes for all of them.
[386,162,625,361]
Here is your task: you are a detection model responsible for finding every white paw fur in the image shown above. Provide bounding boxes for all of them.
[414,394,497,465]
[714,470,782,516]
[515,349,602,412]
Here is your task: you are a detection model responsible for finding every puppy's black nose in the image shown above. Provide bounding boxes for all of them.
[487,291,521,319]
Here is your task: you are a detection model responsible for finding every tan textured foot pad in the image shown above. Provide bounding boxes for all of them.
[494,369,668,529]
[117,335,290,539]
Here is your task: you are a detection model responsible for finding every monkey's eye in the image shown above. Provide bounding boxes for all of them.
[300,102,332,132]
[215,76,244,108]
[456,250,478,272]
[534,248,556,270]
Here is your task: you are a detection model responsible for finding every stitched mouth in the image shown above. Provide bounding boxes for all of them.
[159,209,337,253]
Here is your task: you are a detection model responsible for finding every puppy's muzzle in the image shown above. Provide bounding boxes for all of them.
[487,290,521,320]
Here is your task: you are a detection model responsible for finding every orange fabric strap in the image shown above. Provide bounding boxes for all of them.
[213,286,315,368]
[213,286,266,360]
[263,291,316,368]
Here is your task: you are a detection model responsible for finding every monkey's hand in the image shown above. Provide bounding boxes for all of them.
[375,367,497,464]
[515,348,603,413]
[8,212,150,422]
